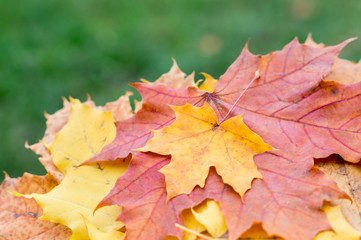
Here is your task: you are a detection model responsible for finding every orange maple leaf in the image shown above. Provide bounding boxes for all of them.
[138,102,272,199]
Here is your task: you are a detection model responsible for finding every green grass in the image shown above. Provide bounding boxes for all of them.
[1,0,361,181]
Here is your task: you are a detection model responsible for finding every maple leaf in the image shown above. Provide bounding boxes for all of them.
[4,36,361,240]
[0,172,71,240]
[97,152,192,240]
[22,100,128,240]
[228,151,347,240]
[138,102,272,199]
[133,39,361,163]
[26,92,133,182]
[315,154,361,232]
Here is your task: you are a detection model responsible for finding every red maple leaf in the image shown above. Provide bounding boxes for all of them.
[227,151,347,240]
[96,152,190,240]
[132,38,361,163]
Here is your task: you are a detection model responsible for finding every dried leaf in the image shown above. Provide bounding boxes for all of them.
[315,154,361,232]
[230,152,347,240]
[151,58,196,88]
[0,172,71,240]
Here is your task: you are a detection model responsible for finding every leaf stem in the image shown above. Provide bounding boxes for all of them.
[175,223,214,240]
[218,70,260,125]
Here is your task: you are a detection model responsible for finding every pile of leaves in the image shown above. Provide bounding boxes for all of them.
[1,35,361,240]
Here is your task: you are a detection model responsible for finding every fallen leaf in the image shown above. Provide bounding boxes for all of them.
[22,100,127,240]
[231,151,347,240]
[0,172,71,240]
[132,38,352,118]
[191,200,227,238]
[88,62,200,164]
[325,58,361,84]
[211,38,354,119]
[97,152,192,240]
[148,58,196,88]
[314,204,361,240]
[133,39,361,163]
[27,92,133,181]
[47,99,116,173]
[82,215,125,240]
[315,154,361,232]
[87,103,175,163]
[139,102,272,199]
[179,168,275,240]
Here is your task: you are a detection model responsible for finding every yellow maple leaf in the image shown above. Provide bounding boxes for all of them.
[20,99,128,240]
[48,99,116,173]
[139,102,272,199]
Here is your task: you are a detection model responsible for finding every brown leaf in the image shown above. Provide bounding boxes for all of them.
[0,173,71,240]
[315,154,361,232]
[151,58,196,88]
[306,35,361,84]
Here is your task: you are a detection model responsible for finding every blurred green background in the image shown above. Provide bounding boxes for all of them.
[1,0,361,181]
